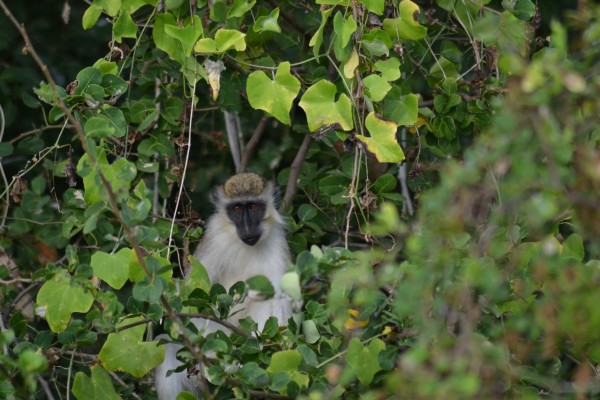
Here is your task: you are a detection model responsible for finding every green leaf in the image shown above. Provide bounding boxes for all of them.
[246,62,300,126]
[383,89,418,126]
[343,48,359,79]
[246,275,275,299]
[301,320,320,344]
[91,248,132,290]
[299,80,354,132]
[215,29,246,51]
[374,57,401,81]
[333,12,357,48]
[373,173,397,193]
[562,234,584,261]
[74,67,103,96]
[36,270,94,333]
[309,8,335,58]
[266,350,309,392]
[72,365,123,400]
[129,254,172,283]
[99,317,165,378]
[228,0,256,17]
[194,29,246,54]
[164,15,203,57]
[362,74,392,102]
[0,143,14,157]
[280,271,302,302]
[359,0,384,15]
[347,337,385,385]
[298,204,318,221]
[356,112,404,163]
[84,117,115,139]
[101,74,128,96]
[153,13,185,63]
[82,4,103,29]
[77,151,137,204]
[113,11,137,42]
[361,29,392,57]
[512,0,536,21]
[253,8,281,33]
[382,0,427,40]
[186,256,211,294]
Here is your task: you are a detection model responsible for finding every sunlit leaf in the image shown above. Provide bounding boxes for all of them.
[36,271,94,333]
[91,248,132,290]
[253,8,281,33]
[383,0,427,40]
[99,316,165,378]
[113,11,137,42]
[374,57,401,81]
[356,112,404,163]
[246,62,300,125]
[362,74,392,102]
[72,365,123,400]
[299,80,354,132]
[309,8,335,58]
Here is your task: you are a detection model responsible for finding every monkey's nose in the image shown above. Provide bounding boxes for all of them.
[241,234,261,246]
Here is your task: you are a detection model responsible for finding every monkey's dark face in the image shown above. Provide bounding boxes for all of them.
[226,201,267,246]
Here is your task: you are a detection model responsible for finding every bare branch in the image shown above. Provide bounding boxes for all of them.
[239,115,270,172]
[281,135,312,213]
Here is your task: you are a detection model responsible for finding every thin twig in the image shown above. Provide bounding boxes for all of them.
[281,135,312,213]
[176,313,254,339]
[0,277,33,285]
[239,115,270,172]
[37,376,56,400]
[398,128,414,216]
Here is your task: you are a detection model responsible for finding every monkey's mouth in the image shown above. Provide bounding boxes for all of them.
[240,234,261,246]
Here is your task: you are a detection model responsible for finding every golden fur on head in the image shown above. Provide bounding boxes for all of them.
[222,173,266,198]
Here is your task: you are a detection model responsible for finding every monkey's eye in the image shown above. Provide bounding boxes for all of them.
[248,203,257,210]
[233,205,242,212]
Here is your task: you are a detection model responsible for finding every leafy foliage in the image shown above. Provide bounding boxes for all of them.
[1,0,599,399]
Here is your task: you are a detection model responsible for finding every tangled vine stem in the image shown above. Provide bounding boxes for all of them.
[0,0,208,377]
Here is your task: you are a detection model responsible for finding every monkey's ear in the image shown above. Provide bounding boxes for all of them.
[270,182,282,210]
[210,186,222,206]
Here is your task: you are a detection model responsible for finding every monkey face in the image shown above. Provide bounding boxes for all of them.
[225,201,267,246]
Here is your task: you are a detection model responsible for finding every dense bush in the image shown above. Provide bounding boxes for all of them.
[1,0,599,398]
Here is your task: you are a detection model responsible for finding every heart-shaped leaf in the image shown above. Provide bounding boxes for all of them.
[91,248,132,289]
[374,57,401,81]
[72,365,122,400]
[347,337,385,385]
[99,317,165,378]
[299,80,354,132]
[36,271,94,333]
[383,0,427,40]
[356,112,404,163]
[246,62,300,125]
[362,74,392,102]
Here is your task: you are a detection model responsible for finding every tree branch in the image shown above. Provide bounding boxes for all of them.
[239,115,270,172]
[281,135,312,213]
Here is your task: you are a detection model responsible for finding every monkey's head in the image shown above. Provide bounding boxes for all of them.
[211,173,281,246]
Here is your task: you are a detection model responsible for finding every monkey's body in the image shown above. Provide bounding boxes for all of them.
[155,173,293,399]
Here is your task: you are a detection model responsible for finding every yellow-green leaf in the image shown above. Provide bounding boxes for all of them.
[99,317,165,378]
[246,62,301,125]
[347,337,385,385]
[72,365,123,400]
[383,0,427,40]
[356,112,404,163]
[362,74,392,102]
[299,80,354,132]
[36,271,94,333]
[91,248,132,289]
[374,57,401,81]
[343,48,359,79]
